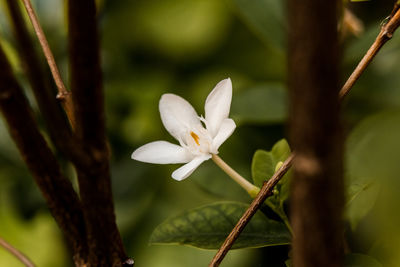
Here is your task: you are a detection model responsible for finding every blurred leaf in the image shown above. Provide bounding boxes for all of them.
[0,196,68,267]
[345,111,400,229]
[0,119,22,164]
[344,25,380,65]
[344,253,382,267]
[346,179,380,230]
[150,201,291,249]
[231,0,285,49]
[285,253,382,267]
[134,0,231,60]
[139,245,257,267]
[0,38,21,73]
[231,84,288,125]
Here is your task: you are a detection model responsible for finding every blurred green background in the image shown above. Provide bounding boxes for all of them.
[0,0,400,266]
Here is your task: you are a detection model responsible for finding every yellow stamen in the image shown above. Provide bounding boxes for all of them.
[190,131,200,146]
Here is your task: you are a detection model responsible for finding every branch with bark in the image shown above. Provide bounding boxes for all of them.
[68,0,127,265]
[5,0,91,169]
[1,1,130,266]
[21,0,75,126]
[0,43,88,265]
[288,0,343,266]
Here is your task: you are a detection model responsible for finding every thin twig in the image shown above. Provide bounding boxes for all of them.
[209,155,294,267]
[21,0,75,127]
[0,237,36,267]
[389,0,400,19]
[339,3,400,100]
[6,0,91,169]
[209,3,400,266]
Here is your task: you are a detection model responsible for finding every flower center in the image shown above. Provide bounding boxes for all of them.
[190,131,200,146]
[180,127,213,156]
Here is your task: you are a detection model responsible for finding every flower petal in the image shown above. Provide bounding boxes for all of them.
[131,141,193,164]
[171,155,211,181]
[211,118,236,152]
[204,78,232,137]
[159,94,202,141]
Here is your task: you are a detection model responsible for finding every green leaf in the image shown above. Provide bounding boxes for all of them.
[346,179,380,230]
[271,139,291,162]
[150,201,291,249]
[344,253,382,267]
[231,0,285,49]
[345,111,400,229]
[231,83,288,125]
[251,139,292,227]
[252,150,274,188]
[251,139,291,188]
[131,0,230,60]
[0,39,21,73]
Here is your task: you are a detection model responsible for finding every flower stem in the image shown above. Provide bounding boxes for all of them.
[211,154,259,196]
[275,207,293,235]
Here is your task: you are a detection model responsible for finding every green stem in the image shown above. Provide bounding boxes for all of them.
[265,200,293,234]
[277,208,293,235]
[211,154,260,197]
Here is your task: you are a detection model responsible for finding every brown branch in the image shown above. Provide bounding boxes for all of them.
[209,154,294,267]
[0,237,36,267]
[0,43,88,266]
[5,0,91,169]
[20,0,75,127]
[209,3,400,266]
[389,0,400,19]
[68,0,127,265]
[288,0,343,265]
[339,2,400,100]
[8,0,127,264]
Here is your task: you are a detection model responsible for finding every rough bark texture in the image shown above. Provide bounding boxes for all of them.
[5,0,91,169]
[0,44,88,266]
[288,1,344,267]
[68,0,126,265]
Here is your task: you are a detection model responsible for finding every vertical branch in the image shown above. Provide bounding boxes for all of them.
[0,44,88,266]
[20,0,75,127]
[288,0,344,266]
[68,0,126,265]
[5,0,90,167]
[6,0,67,135]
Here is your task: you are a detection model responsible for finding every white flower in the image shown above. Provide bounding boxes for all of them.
[131,78,236,181]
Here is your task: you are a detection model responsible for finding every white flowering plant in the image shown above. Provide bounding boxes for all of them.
[131,78,293,249]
